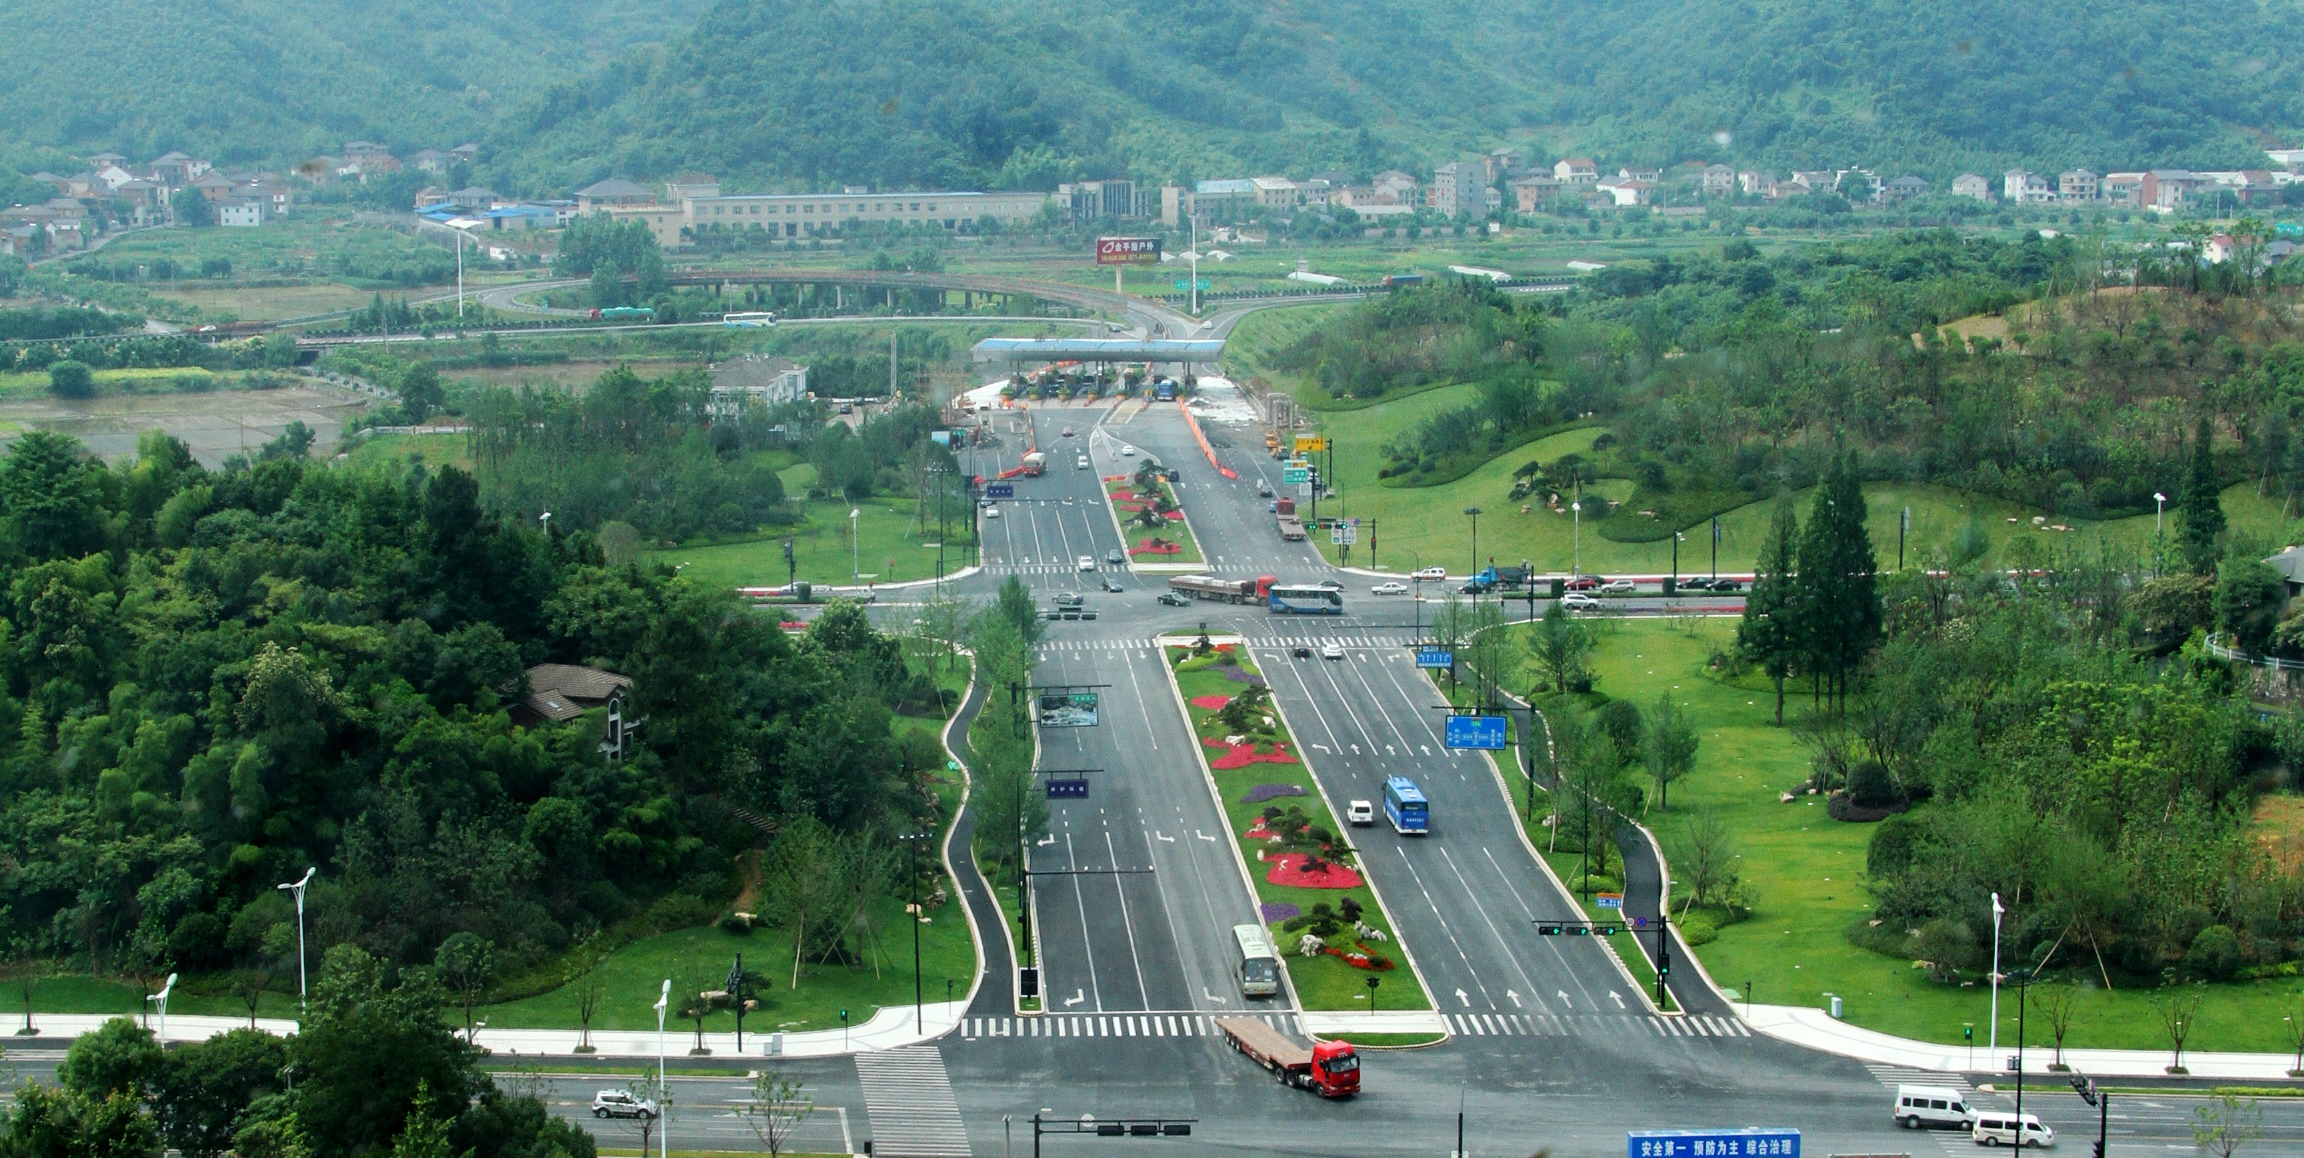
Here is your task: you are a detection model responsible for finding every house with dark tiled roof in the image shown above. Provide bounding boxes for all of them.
[514,663,643,759]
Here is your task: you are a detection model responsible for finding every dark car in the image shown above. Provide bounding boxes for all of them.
[1102,577,1125,593]
[1052,591,1085,607]
[1707,578,1742,592]
[1157,591,1189,607]
[1564,575,1604,591]
[1292,645,1312,659]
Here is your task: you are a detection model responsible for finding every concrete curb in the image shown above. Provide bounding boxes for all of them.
[1742,1002,2304,1081]
[933,648,990,1029]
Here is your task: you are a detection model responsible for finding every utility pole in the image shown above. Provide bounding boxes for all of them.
[905,829,930,1032]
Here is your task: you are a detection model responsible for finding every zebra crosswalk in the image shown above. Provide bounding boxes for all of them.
[955,1010,1752,1041]
[1442,1012,1751,1039]
[855,1046,972,1158]
[1862,1062,1973,1090]
[961,1012,1299,1040]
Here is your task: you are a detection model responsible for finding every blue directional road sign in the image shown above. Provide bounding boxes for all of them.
[1627,1128,1800,1158]
[1046,777,1089,800]
[985,483,1015,499]
[1415,647,1455,669]
[1443,714,1508,750]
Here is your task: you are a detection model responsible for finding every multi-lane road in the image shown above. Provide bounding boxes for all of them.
[704,387,2304,1156]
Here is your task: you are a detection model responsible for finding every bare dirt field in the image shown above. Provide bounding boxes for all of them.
[0,381,375,465]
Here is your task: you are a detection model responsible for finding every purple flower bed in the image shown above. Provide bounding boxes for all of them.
[1219,666,1267,686]
[1242,783,1307,804]
[1260,902,1300,924]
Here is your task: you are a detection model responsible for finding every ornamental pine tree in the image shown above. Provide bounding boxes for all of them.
[1738,498,1800,725]
[2181,415,2226,574]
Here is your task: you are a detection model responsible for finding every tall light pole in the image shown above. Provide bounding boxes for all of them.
[146,972,176,1046]
[903,830,930,1033]
[1188,215,1200,317]
[654,979,670,1158]
[276,868,315,1014]
[1464,507,1481,579]
[2153,491,2167,577]
[1988,892,2004,1055]
[850,507,861,583]
[1571,499,1583,579]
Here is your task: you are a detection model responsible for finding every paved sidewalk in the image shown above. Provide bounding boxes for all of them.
[7,1001,970,1060]
[1743,1002,2302,1081]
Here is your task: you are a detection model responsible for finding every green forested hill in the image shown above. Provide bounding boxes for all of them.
[7,0,2300,187]
[483,0,2303,193]
[0,0,700,163]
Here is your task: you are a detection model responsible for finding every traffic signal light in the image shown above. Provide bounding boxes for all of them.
[1536,923,1564,935]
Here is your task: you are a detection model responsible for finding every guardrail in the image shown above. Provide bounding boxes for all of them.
[2204,633,2304,671]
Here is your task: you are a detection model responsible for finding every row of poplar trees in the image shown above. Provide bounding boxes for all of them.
[1737,453,1884,722]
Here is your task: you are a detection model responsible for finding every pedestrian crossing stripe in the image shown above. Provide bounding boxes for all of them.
[1862,1062,1973,1091]
[956,1011,1752,1040]
[960,1012,1299,1039]
[855,1046,971,1158]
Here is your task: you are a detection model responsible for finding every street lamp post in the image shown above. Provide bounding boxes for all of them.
[653,980,670,1158]
[1571,500,1583,579]
[850,507,861,583]
[1988,892,2004,1055]
[2153,491,2167,577]
[904,830,930,1033]
[145,972,176,1047]
[276,868,315,1014]
[1464,507,1481,580]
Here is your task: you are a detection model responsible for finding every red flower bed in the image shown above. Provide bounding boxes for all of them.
[1129,539,1182,555]
[1204,738,1298,769]
[1323,944,1395,970]
[1264,853,1362,889]
[1189,694,1232,710]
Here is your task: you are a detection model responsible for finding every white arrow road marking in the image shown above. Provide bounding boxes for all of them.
[1557,990,1571,1006]
[1508,990,1522,1008]
[1420,745,1432,756]
[1038,835,1057,846]
[1154,832,1175,843]
[1350,744,1361,755]
[1610,991,1626,1010]
[1065,990,1086,1007]
[1454,989,1471,1006]
[1312,743,1333,753]
[1204,989,1228,1006]
[1386,745,1397,755]
[1196,831,1216,842]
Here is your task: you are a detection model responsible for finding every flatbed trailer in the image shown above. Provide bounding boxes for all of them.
[1213,1017,1359,1097]
[1169,574,1272,603]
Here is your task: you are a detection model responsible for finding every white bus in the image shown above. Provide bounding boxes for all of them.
[722,311,778,328]
[1233,924,1281,998]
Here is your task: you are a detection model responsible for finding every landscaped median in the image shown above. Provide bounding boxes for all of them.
[1157,637,1440,1044]
[1104,467,1204,566]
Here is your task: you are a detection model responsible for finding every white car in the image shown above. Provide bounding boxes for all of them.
[1121,445,1137,457]
[1321,644,1344,660]
[1370,581,1408,595]
[981,505,1001,519]
[1599,579,1637,594]
[1078,456,1090,469]
[1559,593,1601,611]
[1078,556,1097,572]
[592,1091,659,1119]
[1412,566,1447,582]
[1347,800,1375,826]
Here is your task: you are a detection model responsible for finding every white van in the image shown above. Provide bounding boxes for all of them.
[1970,1112,2052,1148]
[1078,556,1097,572]
[1893,1085,1973,1130]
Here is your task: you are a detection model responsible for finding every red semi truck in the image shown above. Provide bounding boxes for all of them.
[1275,496,1306,541]
[1214,1017,1359,1097]
[1168,574,1275,603]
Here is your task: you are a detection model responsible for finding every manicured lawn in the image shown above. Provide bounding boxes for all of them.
[1293,379,2290,578]
[646,496,978,589]
[1507,617,2304,1055]
[344,432,474,473]
[1104,473,1203,565]
[0,972,304,1027]
[478,894,976,1039]
[1321,1031,1446,1047]
[1162,644,1431,1013]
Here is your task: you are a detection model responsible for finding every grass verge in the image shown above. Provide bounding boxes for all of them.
[1319,1031,1447,1048]
[1161,641,1430,1013]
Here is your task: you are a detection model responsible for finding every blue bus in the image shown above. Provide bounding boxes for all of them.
[1383,776,1428,835]
[1154,380,1178,401]
[1267,584,1343,615]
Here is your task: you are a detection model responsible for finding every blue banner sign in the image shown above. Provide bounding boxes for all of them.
[1628,1129,1800,1158]
[985,483,1015,499]
[1415,647,1454,669]
[1046,777,1089,800]
[1443,714,1508,750]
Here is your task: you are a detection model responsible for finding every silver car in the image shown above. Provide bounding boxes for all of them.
[592,1090,659,1119]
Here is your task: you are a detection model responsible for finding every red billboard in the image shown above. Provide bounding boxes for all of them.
[1096,236,1162,265]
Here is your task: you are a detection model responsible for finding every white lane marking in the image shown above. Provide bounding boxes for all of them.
[1508,989,1522,1008]
[1558,989,1572,1006]
[1454,988,1470,1006]
[1105,827,1154,1006]
[1610,991,1626,1009]
[1065,990,1085,1007]
[1065,830,1106,1012]
[1196,830,1215,842]
[1155,832,1175,843]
